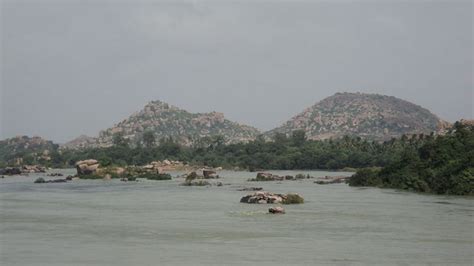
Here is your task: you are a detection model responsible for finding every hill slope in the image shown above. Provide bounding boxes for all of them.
[65,100,260,148]
[0,136,58,165]
[266,92,449,141]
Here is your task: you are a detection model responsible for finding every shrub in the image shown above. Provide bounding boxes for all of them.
[348,168,382,187]
[282,193,304,204]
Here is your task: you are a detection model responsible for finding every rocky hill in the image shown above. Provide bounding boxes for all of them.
[266,92,450,141]
[0,136,58,165]
[61,135,98,150]
[65,100,261,149]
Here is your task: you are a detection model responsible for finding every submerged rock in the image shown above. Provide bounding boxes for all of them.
[34,177,68,184]
[181,180,211,186]
[269,206,285,214]
[34,177,45,183]
[47,173,64,177]
[237,187,263,191]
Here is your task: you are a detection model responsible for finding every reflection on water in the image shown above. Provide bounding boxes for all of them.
[0,170,473,266]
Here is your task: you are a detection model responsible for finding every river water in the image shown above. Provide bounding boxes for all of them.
[0,170,472,266]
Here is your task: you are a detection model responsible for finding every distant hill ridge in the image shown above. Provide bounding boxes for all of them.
[266,92,450,141]
[58,92,452,149]
[63,100,261,149]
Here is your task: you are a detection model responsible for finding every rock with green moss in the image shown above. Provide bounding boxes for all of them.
[281,193,304,204]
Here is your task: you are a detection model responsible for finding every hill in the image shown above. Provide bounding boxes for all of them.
[64,100,260,149]
[0,136,59,166]
[266,92,450,141]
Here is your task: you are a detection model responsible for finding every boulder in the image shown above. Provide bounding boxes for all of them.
[269,206,285,214]
[75,159,100,176]
[240,191,284,204]
[203,170,219,179]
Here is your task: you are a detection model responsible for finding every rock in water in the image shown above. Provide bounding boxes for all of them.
[75,159,100,175]
[34,177,46,183]
[240,191,284,204]
[240,192,304,204]
[0,167,22,175]
[269,207,285,214]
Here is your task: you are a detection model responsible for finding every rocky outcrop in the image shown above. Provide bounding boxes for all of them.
[266,92,449,141]
[75,159,100,176]
[240,192,304,204]
[60,135,98,150]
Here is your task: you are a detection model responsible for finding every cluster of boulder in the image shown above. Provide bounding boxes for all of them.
[0,165,47,176]
[22,165,47,173]
[240,191,285,204]
[240,191,304,204]
[180,169,222,186]
[74,159,177,182]
[249,172,313,182]
[239,191,304,215]
[314,176,349,185]
[0,167,22,176]
[75,159,100,176]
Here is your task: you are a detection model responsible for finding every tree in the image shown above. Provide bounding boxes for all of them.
[142,130,156,148]
[291,130,306,147]
[112,132,129,147]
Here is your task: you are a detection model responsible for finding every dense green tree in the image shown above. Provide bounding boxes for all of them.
[142,130,156,148]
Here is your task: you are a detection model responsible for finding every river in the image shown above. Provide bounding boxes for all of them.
[0,170,472,265]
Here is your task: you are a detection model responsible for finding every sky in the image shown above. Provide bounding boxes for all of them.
[1,0,473,143]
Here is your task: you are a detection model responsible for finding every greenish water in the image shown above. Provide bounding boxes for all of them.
[0,170,473,266]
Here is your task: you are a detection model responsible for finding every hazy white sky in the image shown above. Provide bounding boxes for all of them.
[1,0,473,142]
